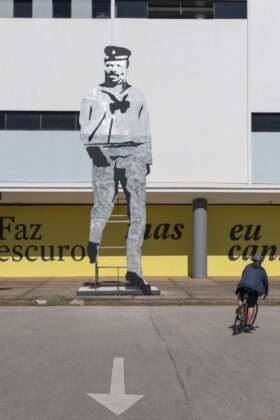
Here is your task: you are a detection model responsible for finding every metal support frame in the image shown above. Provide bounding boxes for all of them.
[94,197,129,290]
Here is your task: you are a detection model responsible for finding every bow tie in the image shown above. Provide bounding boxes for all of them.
[101,90,130,114]
[110,96,130,114]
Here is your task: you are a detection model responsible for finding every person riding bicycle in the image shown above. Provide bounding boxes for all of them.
[235,254,269,331]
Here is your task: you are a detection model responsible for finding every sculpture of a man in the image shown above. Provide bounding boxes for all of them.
[79,46,152,294]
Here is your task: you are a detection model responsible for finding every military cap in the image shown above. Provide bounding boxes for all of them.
[104,46,131,62]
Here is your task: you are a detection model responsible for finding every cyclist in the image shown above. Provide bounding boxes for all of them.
[235,254,269,331]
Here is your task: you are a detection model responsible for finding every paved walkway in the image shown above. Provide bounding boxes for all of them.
[0,277,280,305]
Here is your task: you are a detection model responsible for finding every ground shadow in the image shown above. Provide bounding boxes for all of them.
[228,324,260,334]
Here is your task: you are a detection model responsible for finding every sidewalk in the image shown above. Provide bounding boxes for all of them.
[0,277,280,306]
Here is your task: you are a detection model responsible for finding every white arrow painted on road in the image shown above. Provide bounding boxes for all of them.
[87,357,144,416]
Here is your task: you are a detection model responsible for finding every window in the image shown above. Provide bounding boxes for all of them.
[252,114,280,133]
[0,112,79,131]
[14,0,33,18]
[252,113,280,184]
[148,1,213,19]
[6,112,40,130]
[116,1,147,18]
[3,0,246,19]
[147,0,246,19]
[42,112,77,130]
[214,1,247,19]
[53,0,71,18]
[92,0,111,18]
[0,112,5,130]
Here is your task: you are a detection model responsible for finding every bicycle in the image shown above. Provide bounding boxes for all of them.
[233,293,258,335]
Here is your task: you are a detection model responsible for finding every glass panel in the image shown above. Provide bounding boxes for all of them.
[53,0,71,18]
[6,112,40,130]
[42,112,76,130]
[148,0,214,19]
[252,114,280,133]
[92,0,111,18]
[116,0,147,18]
[214,1,247,19]
[14,0,33,18]
[112,0,246,19]
[182,1,213,18]
[0,112,5,130]
[75,113,80,130]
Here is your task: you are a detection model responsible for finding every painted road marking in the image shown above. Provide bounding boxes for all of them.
[87,357,144,416]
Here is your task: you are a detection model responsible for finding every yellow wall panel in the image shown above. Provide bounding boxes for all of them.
[0,205,191,277]
[2,204,280,277]
[208,206,280,276]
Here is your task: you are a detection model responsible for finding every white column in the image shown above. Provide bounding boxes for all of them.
[33,0,52,18]
[110,0,115,44]
[111,0,115,18]
[0,0,13,18]
[72,0,92,18]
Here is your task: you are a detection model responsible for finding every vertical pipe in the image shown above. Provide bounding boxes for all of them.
[192,198,207,279]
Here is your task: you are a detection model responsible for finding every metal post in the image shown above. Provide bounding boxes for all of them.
[192,198,207,279]
[95,260,99,289]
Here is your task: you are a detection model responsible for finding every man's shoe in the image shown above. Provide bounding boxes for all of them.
[87,241,99,264]
[244,324,251,333]
[125,271,152,295]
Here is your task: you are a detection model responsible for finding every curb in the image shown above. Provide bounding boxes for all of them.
[0,299,279,307]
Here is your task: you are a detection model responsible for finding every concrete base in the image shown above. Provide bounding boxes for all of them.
[77,284,160,296]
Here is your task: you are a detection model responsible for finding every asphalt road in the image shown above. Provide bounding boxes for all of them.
[0,306,279,420]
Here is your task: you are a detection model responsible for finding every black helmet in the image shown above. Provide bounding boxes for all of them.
[251,254,264,264]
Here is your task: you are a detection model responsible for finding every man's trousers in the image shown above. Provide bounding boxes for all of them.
[89,160,146,276]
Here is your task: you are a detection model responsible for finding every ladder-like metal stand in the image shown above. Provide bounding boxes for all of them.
[94,199,129,291]
[77,197,161,296]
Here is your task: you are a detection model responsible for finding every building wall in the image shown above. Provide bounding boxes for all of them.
[1,1,280,277]
[2,203,280,277]
[249,0,280,185]
[0,19,247,187]
[250,0,280,112]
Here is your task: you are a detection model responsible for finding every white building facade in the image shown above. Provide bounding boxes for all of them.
[1,0,280,278]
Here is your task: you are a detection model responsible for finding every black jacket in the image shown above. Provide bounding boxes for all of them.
[236,262,269,297]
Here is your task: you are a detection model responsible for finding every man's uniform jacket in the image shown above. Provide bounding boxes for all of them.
[79,84,152,169]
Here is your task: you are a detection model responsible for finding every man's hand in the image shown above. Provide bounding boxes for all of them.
[87,146,110,167]
[146,164,151,175]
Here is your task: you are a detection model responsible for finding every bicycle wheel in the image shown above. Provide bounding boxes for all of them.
[250,302,258,327]
[240,300,248,331]
[233,307,243,335]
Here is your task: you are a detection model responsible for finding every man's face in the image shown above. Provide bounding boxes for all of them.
[104,60,128,85]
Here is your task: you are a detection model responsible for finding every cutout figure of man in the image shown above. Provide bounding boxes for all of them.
[80,46,152,294]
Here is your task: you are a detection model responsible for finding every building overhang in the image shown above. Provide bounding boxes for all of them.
[2,183,280,204]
